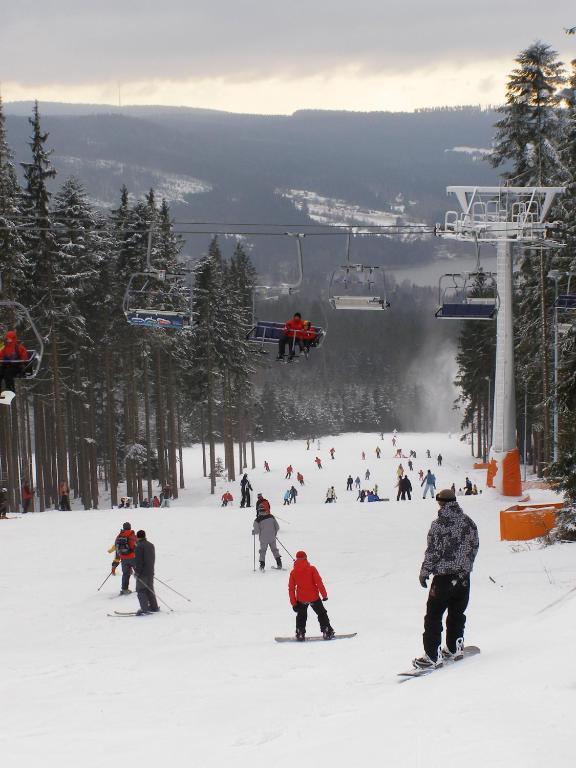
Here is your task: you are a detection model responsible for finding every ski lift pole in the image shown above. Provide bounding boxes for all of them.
[275,537,295,562]
[145,225,154,271]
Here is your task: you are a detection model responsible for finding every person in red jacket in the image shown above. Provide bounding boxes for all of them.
[21,481,33,513]
[108,522,137,595]
[299,320,317,357]
[285,464,293,479]
[255,493,271,515]
[221,491,233,507]
[277,312,305,361]
[0,331,29,392]
[315,456,322,469]
[296,471,304,485]
[288,550,335,640]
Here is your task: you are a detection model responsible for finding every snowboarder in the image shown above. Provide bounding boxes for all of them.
[283,489,291,505]
[21,481,33,513]
[354,476,361,490]
[108,522,137,595]
[375,446,381,459]
[329,448,335,460]
[277,312,304,361]
[0,487,7,519]
[315,456,322,469]
[285,465,293,479]
[297,471,304,486]
[134,530,160,615]
[252,502,281,571]
[412,489,479,669]
[325,486,337,504]
[437,454,443,467]
[421,470,436,499]
[397,475,412,501]
[58,480,71,511]
[289,485,298,503]
[289,550,334,640]
[264,461,270,472]
[365,468,370,481]
[346,475,353,491]
[0,330,29,393]
[240,474,252,507]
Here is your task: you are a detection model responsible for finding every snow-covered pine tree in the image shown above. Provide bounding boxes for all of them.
[489,43,567,472]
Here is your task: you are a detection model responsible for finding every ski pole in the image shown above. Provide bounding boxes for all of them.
[253,533,256,572]
[137,575,175,612]
[153,575,192,602]
[97,571,113,591]
[274,514,291,525]
[276,537,295,562]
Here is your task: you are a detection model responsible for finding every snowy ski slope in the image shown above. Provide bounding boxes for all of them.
[1,432,573,767]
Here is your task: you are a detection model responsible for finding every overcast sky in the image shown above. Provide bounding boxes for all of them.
[1,0,574,113]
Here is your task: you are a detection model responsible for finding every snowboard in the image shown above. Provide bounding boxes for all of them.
[397,645,480,681]
[275,632,357,643]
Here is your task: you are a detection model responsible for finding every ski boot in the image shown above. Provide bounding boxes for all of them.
[119,589,132,595]
[295,628,305,642]
[275,557,283,570]
[441,637,464,662]
[322,626,335,640]
[135,609,150,616]
[259,561,265,572]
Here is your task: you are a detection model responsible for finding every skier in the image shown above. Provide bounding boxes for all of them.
[264,461,270,472]
[315,456,322,470]
[418,469,424,483]
[421,470,436,499]
[108,522,137,595]
[354,476,361,490]
[283,489,291,505]
[277,312,305,361]
[325,486,337,504]
[286,464,293,479]
[397,464,404,479]
[346,475,353,491]
[437,454,443,467]
[289,485,298,504]
[0,486,7,519]
[306,439,310,450]
[297,471,304,485]
[160,485,171,508]
[426,449,431,459]
[240,474,253,508]
[58,480,71,511]
[134,530,160,615]
[252,502,281,571]
[375,446,381,459]
[412,489,479,670]
[365,468,370,481]
[329,448,335,460]
[398,475,413,501]
[221,491,233,507]
[256,493,271,515]
[152,495,160,508]
[392,437,396,447]
[361,451,366,460]
[408,459,413,472]
[21,481,33,513]
[289,550,334,641]
[0,330,29,393]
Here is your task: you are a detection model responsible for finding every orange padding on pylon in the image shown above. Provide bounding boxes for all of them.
[502,448,522,496]
[500,505,561,541]
[473,463,489,470]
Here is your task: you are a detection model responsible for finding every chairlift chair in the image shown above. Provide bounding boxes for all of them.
[435,272,498,320]
[328,232,391,310]
[556,273,576,311]
[0,299,44,378]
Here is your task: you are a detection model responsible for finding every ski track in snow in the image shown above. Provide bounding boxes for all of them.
[1,431,573,767]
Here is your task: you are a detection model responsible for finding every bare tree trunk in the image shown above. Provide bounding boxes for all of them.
[51,330,68,486]
[105,349,118,507]
[143,350,153,502]
[166,357,179,499]
[155,346,167,488]
[33,395,45,512]
[87,362,99,509]
[177,400,185,489]
[200,406,207,477]
[539,251,550,471]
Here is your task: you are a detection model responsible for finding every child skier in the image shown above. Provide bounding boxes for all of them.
[288,550,334,640]
[252,497,281,571]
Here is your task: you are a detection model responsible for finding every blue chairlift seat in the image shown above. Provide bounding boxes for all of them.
[556,294,576,310]
[247,321,326,348]
[126,309,190,330]
[1,350,40,378]
[435,299,497,320]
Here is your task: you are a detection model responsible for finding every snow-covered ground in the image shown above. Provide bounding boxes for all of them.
[1,432,573,767]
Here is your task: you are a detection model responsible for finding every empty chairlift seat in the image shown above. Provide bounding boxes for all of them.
[330,295,390,310]
[435,298,497,320]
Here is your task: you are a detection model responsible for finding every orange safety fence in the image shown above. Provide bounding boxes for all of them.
[500,502,563,541]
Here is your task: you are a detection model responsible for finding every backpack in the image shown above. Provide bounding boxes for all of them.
[116,534,132,556]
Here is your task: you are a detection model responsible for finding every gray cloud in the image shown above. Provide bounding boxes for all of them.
[1,0,574,85]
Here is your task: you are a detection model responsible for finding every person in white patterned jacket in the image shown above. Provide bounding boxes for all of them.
[413,488,479,670]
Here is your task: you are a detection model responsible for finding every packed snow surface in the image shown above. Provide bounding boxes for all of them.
[1,432,573,767]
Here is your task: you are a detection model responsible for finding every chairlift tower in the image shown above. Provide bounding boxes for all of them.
[440,186,564,495]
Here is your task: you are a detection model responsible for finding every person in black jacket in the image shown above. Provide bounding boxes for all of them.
[134,530,159,615]
[240,474,253,508]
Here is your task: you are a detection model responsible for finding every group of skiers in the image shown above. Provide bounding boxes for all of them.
[276,313,318,362]
[0,330,29,393]
[108,523,159,615]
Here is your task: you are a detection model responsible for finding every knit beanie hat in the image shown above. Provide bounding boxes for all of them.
[296,550,307,559]
[123,522,131,530]
[136,530,146,539]
[436,488,456,503]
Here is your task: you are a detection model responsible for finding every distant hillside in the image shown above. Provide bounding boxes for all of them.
[4,102,500,284]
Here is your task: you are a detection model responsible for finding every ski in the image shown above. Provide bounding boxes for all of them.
[275,632,357,643]
[110,610,141,617]
[397,646,481,681]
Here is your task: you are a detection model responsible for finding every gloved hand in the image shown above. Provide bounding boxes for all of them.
[292,603,299,613]
[111,565,117,575]
[419,574,428,588]
[322,597,328,602]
